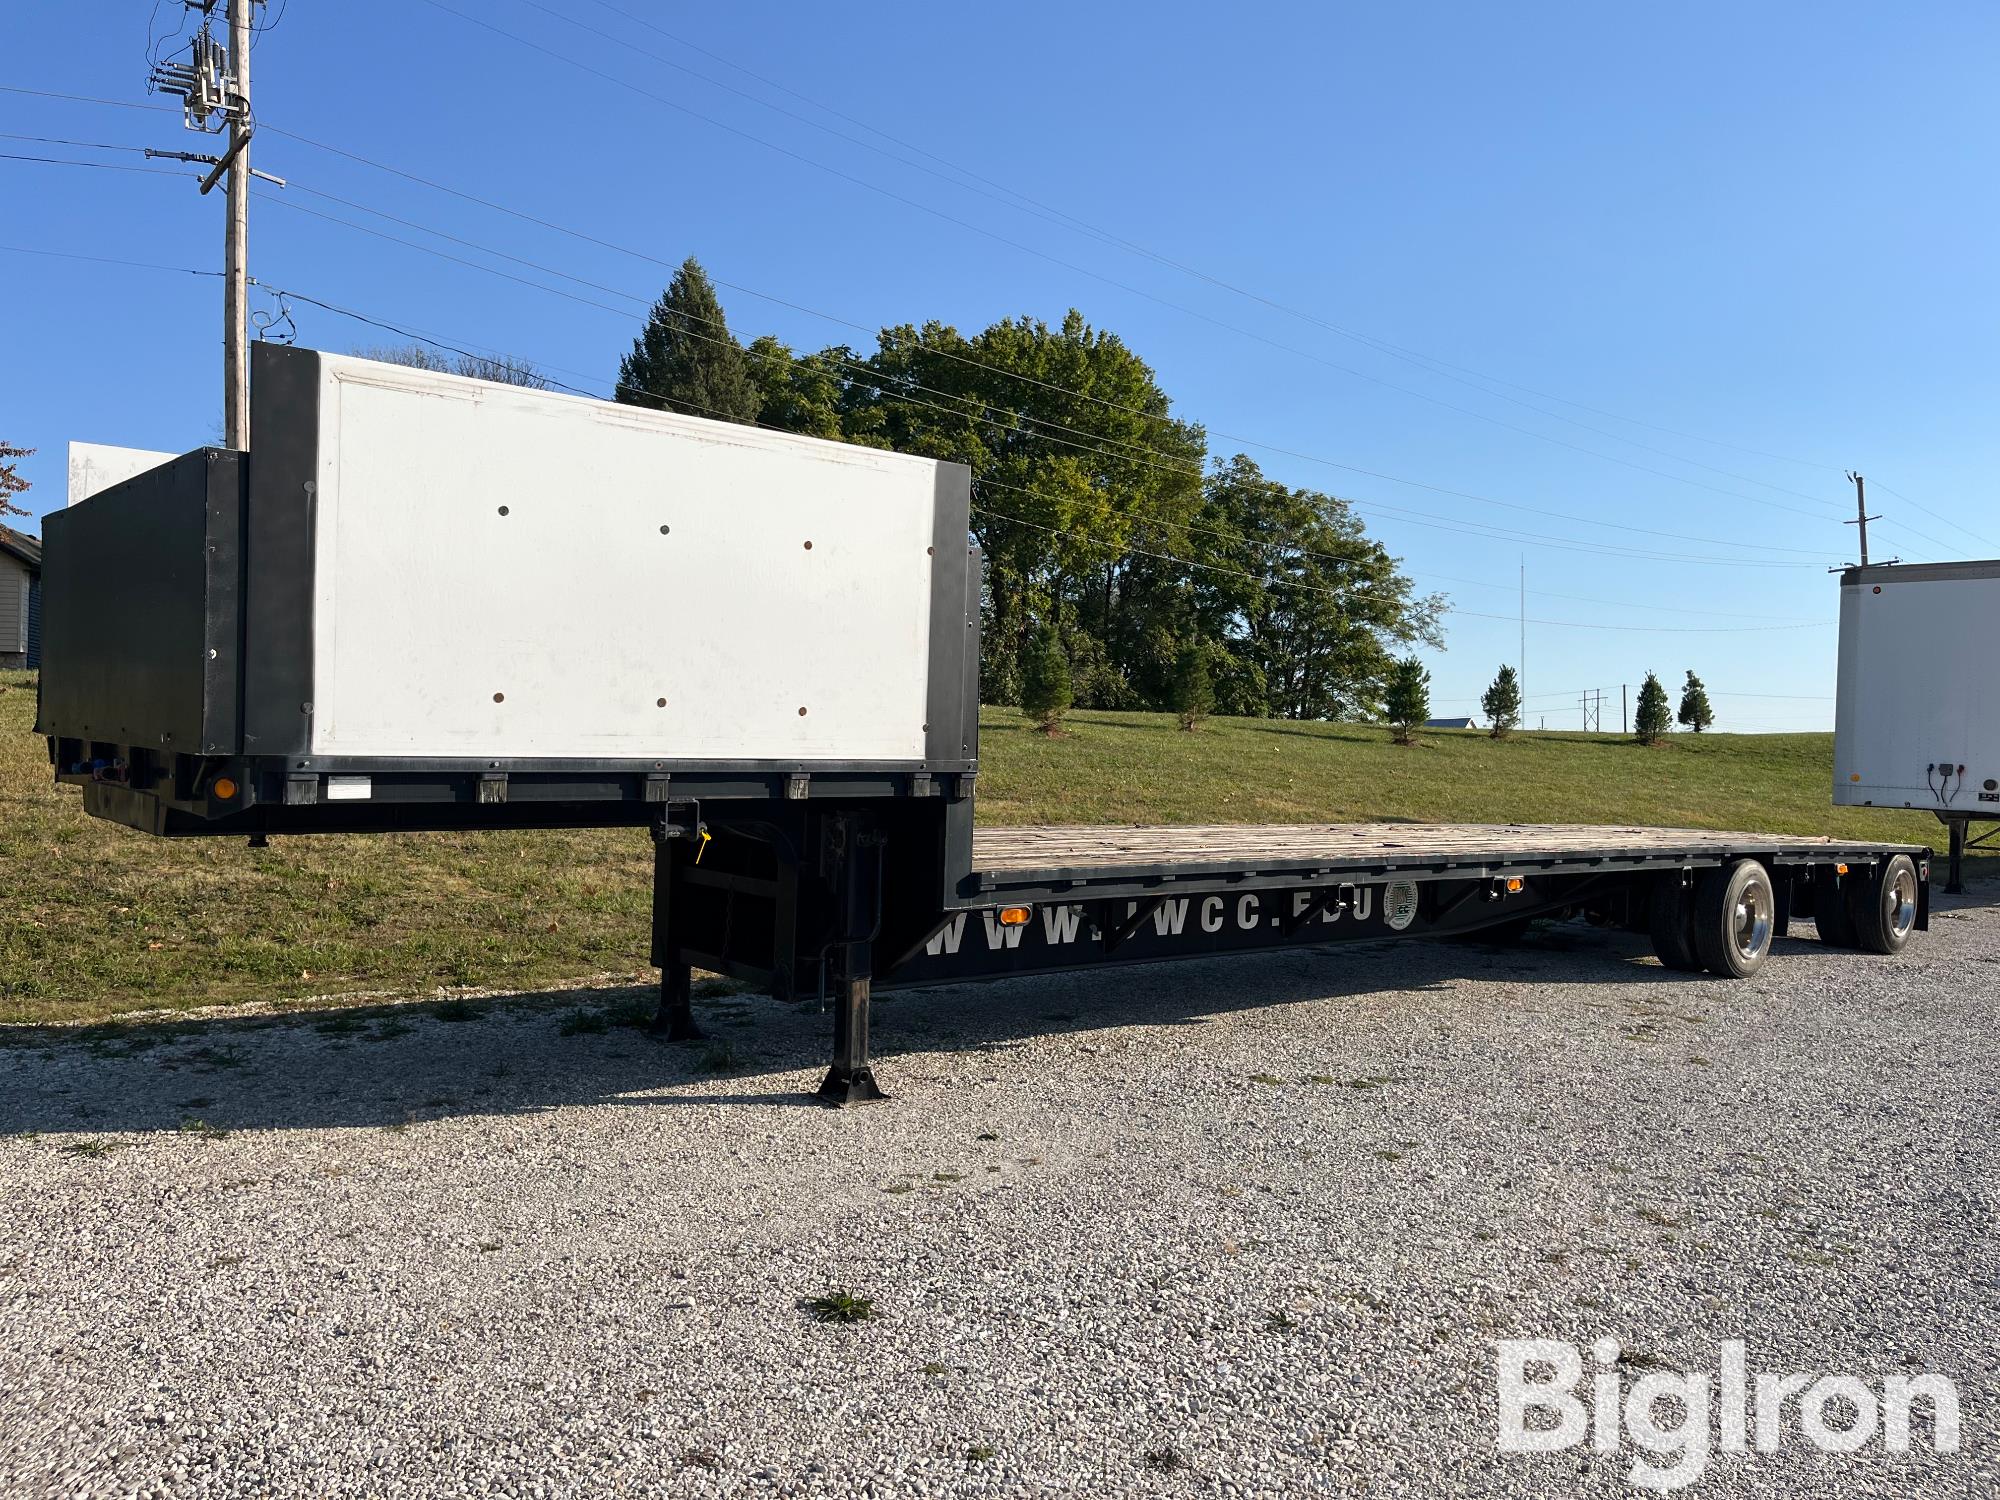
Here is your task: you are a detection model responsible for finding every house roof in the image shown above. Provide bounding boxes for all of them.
[0,526,40,572]
[1423,716,1477,729]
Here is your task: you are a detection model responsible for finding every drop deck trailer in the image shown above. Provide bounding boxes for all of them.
[37,348,1931,1103]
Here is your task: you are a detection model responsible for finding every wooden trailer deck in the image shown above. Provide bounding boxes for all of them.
[968,822,1928,895]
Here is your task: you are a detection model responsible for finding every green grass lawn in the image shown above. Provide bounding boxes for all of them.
[0,673,1964,1025]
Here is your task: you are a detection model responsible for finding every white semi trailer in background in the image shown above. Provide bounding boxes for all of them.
[1836,560,2000,892]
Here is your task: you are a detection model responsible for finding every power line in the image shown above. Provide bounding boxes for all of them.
[0,68,1968,555]
[0,243,220,277]
[4,231,1840,641]
[1707,691,1833,700]
[1869,482,1997,554]
[220,278,1831,618]
[3,142,1843,586]
[240,193,1824,572]
[1403,567,1824,623]
[244,160,1836,566]
[268,179,1835,561]
[0,149,190,176]
[1876,483,1997,550]
[534,0,1851,494]
[971,483,1822,629]
[0,85,1869,539]
[0,132,153,154]
[0,84,172,112]
[413,0,1846,526]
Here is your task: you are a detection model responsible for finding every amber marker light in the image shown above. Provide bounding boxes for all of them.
[997,907,1032,926]
[211,777,238,801]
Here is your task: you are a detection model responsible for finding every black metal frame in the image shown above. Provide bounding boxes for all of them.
[637,822,1929,1101]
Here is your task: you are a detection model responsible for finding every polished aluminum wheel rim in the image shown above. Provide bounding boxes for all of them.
[1733,875,1774,961]
[1886,865,1917,938]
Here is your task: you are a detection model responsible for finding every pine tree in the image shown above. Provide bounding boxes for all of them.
[1677,670,1715,734]
[1480,664,1522,739]
[1635,671,1672,745]
[617,258,761,423]
[1019,626,1073,735]
[1171,641,1215,730]
[1385,655,1431,746]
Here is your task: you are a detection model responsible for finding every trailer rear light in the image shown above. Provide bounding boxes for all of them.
[1835,863,1849,876]
[211,777,237,802]
[996,906,1032,926]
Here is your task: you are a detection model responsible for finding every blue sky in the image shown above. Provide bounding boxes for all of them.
[5,1,1996,729]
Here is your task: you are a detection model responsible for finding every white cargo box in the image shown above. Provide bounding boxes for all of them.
[40,345,979,779]
[1834,560,2000,812]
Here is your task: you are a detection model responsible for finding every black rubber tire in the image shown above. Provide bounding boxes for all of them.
[1693,858,1775,978]
[1847,854,1919,955]
[1813,873,1859,948]
[1648,877,1702,971]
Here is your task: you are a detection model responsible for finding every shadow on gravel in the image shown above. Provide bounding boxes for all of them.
[0,909,1915,1138]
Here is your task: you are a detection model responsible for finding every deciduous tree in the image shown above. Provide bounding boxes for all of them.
[354,344,550,389]
[0,442,31,519]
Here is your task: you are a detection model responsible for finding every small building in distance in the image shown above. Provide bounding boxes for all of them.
[0,526,41,670]
[1423,715,1478,731]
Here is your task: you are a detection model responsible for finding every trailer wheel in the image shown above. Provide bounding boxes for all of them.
[1647,877,1702,971]
[1693,859,1775,978]
[1846,854,1919,955]
[1812,873,1859,948]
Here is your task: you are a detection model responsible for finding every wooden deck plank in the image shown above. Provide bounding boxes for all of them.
[970,823,1909,877]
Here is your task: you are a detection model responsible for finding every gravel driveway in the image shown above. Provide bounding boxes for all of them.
[3,895,1995,1498]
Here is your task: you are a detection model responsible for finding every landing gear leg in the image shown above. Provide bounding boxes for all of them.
[817,813,887,1106]
[819,964,885,1106]
[1946,816,1967,896]
[649,821,703,1042]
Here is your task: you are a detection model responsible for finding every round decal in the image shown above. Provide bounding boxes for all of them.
[1382,880,1420,932]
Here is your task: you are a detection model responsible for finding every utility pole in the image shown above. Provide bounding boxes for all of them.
[1519,558,1526,709]
[147,1,271,449]
[223,0,252,448]
[1845,471,1876,568]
